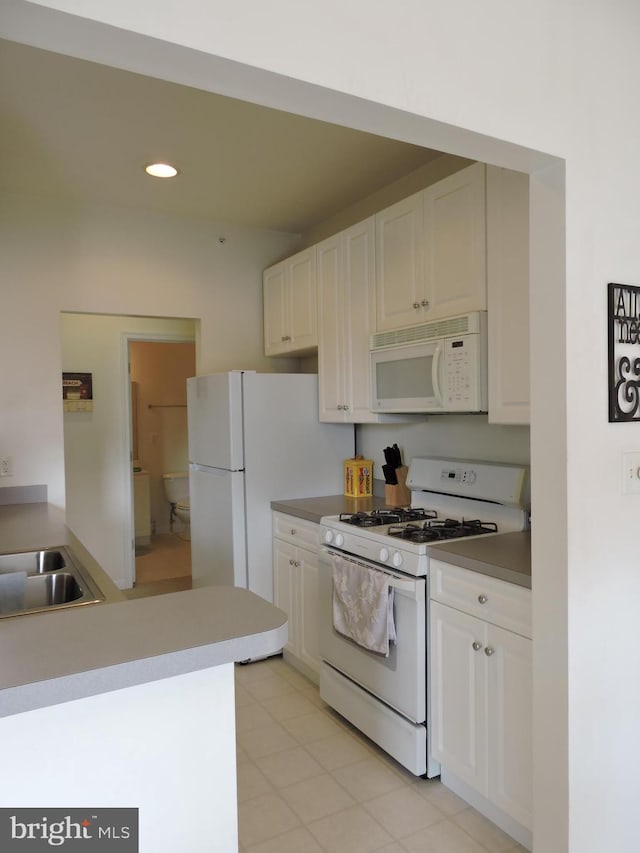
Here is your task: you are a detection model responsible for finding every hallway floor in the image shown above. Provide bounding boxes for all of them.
[235,656,527,853]
[124,533,191,599]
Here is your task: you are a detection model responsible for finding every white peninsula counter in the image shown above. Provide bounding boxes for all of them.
[0,501,288,853]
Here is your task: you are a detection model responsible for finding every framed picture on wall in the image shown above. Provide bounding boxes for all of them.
[63,372,94,412]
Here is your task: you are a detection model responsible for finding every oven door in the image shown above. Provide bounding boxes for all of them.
[318,545,426,723]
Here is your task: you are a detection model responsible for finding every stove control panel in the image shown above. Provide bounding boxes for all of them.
[378,548,403,567]
[440,465,477,486]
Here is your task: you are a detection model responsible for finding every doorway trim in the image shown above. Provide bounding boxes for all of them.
[121,329,196,588]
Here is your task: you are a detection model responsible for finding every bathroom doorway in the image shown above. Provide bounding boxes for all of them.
[128,337,196,594]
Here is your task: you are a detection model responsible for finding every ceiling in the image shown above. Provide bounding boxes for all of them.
[0,39,444,235]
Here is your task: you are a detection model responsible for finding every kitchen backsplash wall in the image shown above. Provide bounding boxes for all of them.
[356,417,530,491]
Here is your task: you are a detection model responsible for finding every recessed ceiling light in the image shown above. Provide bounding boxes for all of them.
[145,162,179,178]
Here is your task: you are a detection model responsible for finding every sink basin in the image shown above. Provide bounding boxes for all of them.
[0,546,105,617]
[22,572,83,609]
[0,549,67,574]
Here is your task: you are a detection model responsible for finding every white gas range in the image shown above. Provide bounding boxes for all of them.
[317,456,529,777]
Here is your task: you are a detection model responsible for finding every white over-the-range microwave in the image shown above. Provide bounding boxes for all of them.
[370,311,488,414]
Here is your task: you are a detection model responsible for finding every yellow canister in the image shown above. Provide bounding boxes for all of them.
[344,456,374,497]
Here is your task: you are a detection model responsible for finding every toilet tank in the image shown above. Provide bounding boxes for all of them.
[162,472,189,504]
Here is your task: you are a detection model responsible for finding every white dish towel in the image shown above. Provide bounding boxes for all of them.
[332,556,396,657]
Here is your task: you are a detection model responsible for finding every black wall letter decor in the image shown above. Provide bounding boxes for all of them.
[608,282,640,421]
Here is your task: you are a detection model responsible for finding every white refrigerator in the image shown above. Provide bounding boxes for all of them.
[187,371,354,602]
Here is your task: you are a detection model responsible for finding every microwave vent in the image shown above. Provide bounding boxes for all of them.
[371,315,471,350]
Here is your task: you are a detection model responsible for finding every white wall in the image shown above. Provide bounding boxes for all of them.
[61,315,197,586]
[5,2,640,851]
[0,191,301,510]
[357,418,530,488]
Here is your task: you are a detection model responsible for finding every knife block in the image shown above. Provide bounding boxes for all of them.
[384,465,411,507]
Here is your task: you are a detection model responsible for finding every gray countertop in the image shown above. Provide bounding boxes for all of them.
[427,531,531,588]
[271,494,388,524]
[0,503,288,717]
[273,495,531,587]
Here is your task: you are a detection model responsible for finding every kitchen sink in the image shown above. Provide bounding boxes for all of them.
[0,546,105,617]
[0,548,67,575]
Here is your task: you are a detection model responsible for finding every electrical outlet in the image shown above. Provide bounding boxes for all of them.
[622,452,640,495]
[0,456,12,477]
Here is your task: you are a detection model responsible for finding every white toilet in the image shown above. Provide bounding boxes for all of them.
[162,472,190,539]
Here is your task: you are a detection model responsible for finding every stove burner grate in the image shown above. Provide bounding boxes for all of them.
[338,507,437,527]
[388,518,499,542]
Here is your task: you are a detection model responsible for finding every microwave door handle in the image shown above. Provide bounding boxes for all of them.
[432,342,444,406]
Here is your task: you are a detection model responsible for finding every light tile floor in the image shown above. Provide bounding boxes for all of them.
[123,533,192,599]
[235,656,528,853]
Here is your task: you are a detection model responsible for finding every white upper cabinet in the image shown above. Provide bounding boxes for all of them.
[263,246,317,356]
[375,192,425,331]
[318,218,416,423]
[424,162,487,319]
[486,166,531,424]
[317,219,378,423]
[374,164,487,332]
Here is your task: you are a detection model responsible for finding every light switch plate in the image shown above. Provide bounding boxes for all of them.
[622,452,640,494]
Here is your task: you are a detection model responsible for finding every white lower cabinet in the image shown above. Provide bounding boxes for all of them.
[430,559,532,847]
[272,512,321,681]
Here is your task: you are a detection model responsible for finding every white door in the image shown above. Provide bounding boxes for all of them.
[375,192,425,332]
[189,464,246,589]
[487,624,533,830]
[430,600,487,793]
[273,538,298,656]
[289,247,317,350]
[299,547,321,675]
[343,217,377,422]
[424,162,487,319]
[317,233,346,421]
[263,262,288,355]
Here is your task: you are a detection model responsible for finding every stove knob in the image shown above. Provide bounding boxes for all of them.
[324,530,334,544]
[335,533,344,548]
[391,551,404,568]
[379,547,389,563]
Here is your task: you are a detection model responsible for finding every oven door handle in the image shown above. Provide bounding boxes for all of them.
[387,576,420,594]
[322,547,422,599]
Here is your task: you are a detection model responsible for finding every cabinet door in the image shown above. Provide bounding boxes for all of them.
[486,165,530,424]
[342,217,378,422]
[487,624,533,830]
[317,234,346,421]
[289,247,317,352]
[263,262,287,356]
[272,538,298,656]
[298,547,321,675]
[375,192,425,331]
[424,162,487,320]
[430,601,488,793]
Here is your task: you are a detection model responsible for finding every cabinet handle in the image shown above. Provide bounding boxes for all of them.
[478,594,488,604]
[484,646,495,657]
[472,641,482,651]
[289,558,295,565]
[291,528,296,535]
[413,302,420,309]
[421,299,430,308]
[294,560,301,567]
